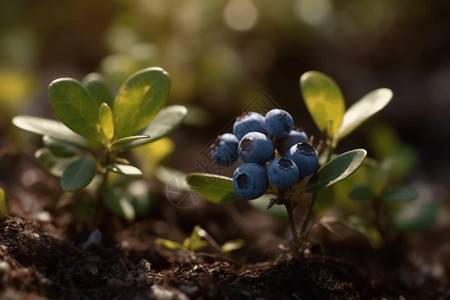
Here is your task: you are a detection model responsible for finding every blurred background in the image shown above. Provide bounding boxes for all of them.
[1,0,449,199]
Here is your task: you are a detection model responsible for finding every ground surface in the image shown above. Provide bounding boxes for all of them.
[0,153,450,300]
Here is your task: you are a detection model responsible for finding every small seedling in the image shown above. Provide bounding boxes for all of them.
[13,67,187,221]
[186,71,394,255]
[155,225,245,255]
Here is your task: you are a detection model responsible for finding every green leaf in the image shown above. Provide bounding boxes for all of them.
[221,239,245,254]
[98,103,115,141]
[43,135,79,158]
[305,149,367,193]
[0,188,7,218]
[154,166,191,192]
[392,202,438,233]
[61,156,97,192]
[113,67,171,138]
[349,185,374,201]
[111,135,151,149]
[35,147,78,177]
[186,173,241,204]
[101,185,135,221]
[106,164,143,179]
[382,186,419,202]
[300,71,345,137]
[335,88,393,142]
[82,73,114,108]
[49,78,102,142]
[120,105,187,149]
[154,238,184,250]
[12,116,89,149]
[249,194,288,220]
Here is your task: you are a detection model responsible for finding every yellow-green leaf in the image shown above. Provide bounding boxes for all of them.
[335,88,393,142]
[0,188,7,218]
[300,71,345,137]
[99,103,115,141]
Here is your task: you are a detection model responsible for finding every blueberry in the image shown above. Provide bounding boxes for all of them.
[264,109,294,138]
[285,142,319,177]
[233,163,268,199]
[277,129,309,155]
[267,157,299,187]
[233,112,266,140]
[211,133,239,166]
[238,132,274,164]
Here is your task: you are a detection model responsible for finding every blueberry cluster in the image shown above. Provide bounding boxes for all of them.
[211,109,319,200]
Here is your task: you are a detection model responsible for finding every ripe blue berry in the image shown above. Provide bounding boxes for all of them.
[264,109,294,138]
[238,132,274,164]
[277,129,309,155]
[211,133,239,166]
[233,163,268,199]
[267,157,299,187]
[233,112,266,140]
[285,142,319,177]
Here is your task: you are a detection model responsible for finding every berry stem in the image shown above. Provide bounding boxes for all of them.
[299,191,317,251]
[283,194,301,248]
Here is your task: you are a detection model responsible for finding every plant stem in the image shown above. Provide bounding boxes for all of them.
[283,196,301,247]
[299,192,317,251]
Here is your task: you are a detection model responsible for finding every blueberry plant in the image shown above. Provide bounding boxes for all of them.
[187,71,395,254]
[12,67,187,221]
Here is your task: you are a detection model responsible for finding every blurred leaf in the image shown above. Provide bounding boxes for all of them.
[12,116,89,149]
[112,135,151,149]
[183,226,209,251]
[186,173,241,204]
[155,166,190,191]
[392,202,438,233]
[49,78,102,142]
[221,239,245,254]
[61,157,97,192]
[126,180,153,216]
[155,238,184,251]
[183,104,212,127]
[383,186,419,203]
[98,103,115,141]
[133,138,174,176]
[0,188,7,218]
[249,194,287,220]
[305,149,367,193]
[43,135,78,158]
[82,73,114,108]
[106,164,143,179]
[120,105,187,149]
[300,71,345,136]
[35,147,78,177]
[101,185,135,221]
[113,67,170,138]
[349,185,374,201]
[335,88,393,142]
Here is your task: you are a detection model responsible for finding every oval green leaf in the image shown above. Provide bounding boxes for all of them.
[35,147,78,177]
[99,103,115,141]
[186,173,241,204]
[382,186,418,202]
[120,105,187,149]
[0,188,7,218]
[305,149,367,193]
[106,164,143,179]
[155,238,184,250]
[49,78,102,142]
[12,116,89,149]
[111,135,151,150]
[221,239,245,254]
[113,67,171,139]
[335,88,393,142]
[82,73,114,108]
[43,135,79,158]
[127,180,153,216]
[300,71,345,136]
[61,156,97,192]
[349,185,374,201]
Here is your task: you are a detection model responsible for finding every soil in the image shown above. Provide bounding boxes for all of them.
[1,152,450,299]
